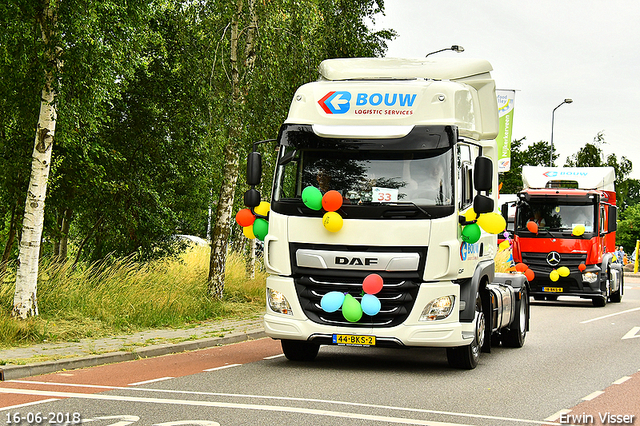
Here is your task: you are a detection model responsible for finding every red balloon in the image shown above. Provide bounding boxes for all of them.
[322,190,343,212]
[515,263,528,273]
[235,208,255,227]
[363,273,384,295]
[578,263,587,272]
[524,268,535,281]
[526,221,538,234]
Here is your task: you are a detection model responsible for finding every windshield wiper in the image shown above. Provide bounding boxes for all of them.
[377,201,432,218]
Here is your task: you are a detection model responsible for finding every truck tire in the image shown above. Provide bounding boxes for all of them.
[610,270,623,303]
[281,339,320,361]
[447,294,485,369]
[502,287,528,348]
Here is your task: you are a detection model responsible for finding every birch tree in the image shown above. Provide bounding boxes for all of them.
[12,0,61,319]
[208,0,258,298]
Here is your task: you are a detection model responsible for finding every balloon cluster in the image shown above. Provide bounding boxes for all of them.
[302,186,344,232]
[235,201,270,241]
[549,266,570,282]
[515,262,535,281]
[460,208,507,244]
[320,273,384,322]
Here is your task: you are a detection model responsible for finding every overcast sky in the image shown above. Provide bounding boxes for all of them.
[372,0,640,178]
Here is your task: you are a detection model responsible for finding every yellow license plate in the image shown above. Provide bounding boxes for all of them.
[542,287,563,293]
[332,334,376,346]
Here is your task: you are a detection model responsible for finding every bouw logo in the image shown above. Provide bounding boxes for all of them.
[318,91,351,114]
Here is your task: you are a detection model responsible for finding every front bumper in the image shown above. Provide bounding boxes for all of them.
[264,275,475,348]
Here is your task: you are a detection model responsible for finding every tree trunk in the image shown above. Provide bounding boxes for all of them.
[0,201,19,274]
[13,1,59,319]
[58,207,72,261]
[207,0,258,299]
[245,238,256,280]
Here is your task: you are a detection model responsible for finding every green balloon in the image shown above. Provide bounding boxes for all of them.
[253,218,269,241]
[302,186,323,210]
[461,223,481,244]
[342,294,363,323]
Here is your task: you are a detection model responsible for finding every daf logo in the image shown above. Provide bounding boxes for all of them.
[547,252,561,266]
[335,256,378,266]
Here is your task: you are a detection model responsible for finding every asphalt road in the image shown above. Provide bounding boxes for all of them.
[1,279,639,426]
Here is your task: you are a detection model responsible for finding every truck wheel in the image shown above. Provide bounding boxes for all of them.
[502,287,528,348]
[281,339,320,361]
[610,271,623,303]
[447,294,484,369]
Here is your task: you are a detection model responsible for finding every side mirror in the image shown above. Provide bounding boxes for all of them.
[474,194,494,214]
[247,152,262,186]
[244,188,261,208]
[474,156,493,192]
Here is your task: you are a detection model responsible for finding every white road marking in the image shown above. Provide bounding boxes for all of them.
[545,409,571,422]
[128,377,174,386]
[581,391,604,401]
[612,376,632,385]
[263,354,285,360]
[0,383,561,425]
[580,307,640,324]
[203,363,241,372]
[621,326,640,340]
[0,398,59,411]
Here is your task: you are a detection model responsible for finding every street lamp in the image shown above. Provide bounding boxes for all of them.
[549,98,573,166]
[425,45,465,57]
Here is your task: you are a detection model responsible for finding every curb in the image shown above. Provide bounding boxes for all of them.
[0,329,267,381]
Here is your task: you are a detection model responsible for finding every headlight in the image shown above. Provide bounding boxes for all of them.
[582,272,598,283]
[419,295,455,321]
[267,288,293,315]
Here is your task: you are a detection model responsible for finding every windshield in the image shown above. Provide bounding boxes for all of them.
[272,124,455,219]
[516,201,596,233]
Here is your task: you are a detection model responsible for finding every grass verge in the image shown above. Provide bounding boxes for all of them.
[0,247,266,349]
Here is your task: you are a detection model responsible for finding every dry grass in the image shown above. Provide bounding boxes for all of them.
[0,247,266,348]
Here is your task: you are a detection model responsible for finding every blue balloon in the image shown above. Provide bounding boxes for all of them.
[320,291,345,313]
[361,294,381,316]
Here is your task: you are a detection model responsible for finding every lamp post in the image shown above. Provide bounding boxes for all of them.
[549,98,573,166]
[425,45,465,57]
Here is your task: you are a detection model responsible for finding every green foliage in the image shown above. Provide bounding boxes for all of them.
[499,138,556,194]
[616,205,640,250]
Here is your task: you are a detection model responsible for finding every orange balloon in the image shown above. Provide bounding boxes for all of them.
[524,268,535,281]
[526,221,538,234]
[578,263,587,272]
[515,263,528,273]
[235,208,255,227]
[322,190,343,212]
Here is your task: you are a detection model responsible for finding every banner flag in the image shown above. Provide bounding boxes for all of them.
[496,90,516,172]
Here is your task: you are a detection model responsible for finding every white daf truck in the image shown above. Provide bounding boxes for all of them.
[243,57,530,369]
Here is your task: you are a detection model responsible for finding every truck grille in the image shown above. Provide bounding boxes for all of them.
[294,274,420,328]
[521,252,588,273]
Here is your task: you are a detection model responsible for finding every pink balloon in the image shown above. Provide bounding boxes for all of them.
[363,273,383,295]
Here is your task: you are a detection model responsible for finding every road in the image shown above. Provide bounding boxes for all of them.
[1,278,639,426]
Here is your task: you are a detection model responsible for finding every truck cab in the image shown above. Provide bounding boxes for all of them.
[512,166,623,306]
[245,58,530,369]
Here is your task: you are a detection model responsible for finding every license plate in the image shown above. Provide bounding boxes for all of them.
[542,287,563,293]
[332,334,376,346]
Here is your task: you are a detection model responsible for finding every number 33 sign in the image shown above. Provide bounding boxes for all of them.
[372,187,398,202]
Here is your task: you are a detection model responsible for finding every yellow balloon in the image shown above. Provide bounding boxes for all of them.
[323,211,343,232]
[477,212,507,235]
[243,225,255,239]
[498,240,511,252]
[254,201,270,217]
[572,224,585,236]
[557,266,570,277]
[549,270,559,282]
[464,208,477,222]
